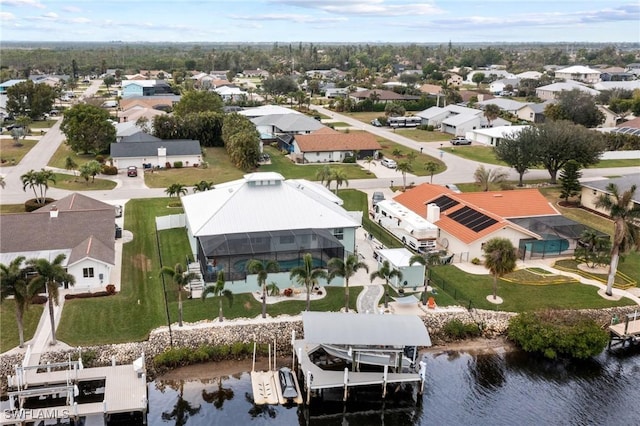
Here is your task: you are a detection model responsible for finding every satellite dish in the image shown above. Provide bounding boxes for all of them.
[441,238,449,249]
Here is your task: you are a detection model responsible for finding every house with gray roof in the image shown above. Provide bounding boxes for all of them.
[580,174,640,216]
[110,140,202,169]
[477,98,528,115]
[536,81,600,100]
[250,113,325,140]
[516,100,555,123]
[0,193,116,291]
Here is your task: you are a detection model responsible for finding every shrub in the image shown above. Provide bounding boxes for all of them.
[101,165,118,175]
[471,257,481,265]
[165,162,172,169]
[231,342,247,357]
[342,156,356,163]
[31,295,48,304]
[65,291,111,300]
[508,310,609,359]
[283,288,293,297]
[24,198,55,212]
[442,319,482,340]
[105,284,116,295]
[173,161,183,168]
[95,155,105,164]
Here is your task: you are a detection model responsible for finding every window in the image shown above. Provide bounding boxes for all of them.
[280,235,295,244]
[83,268,94,278]
[333,228,344,240]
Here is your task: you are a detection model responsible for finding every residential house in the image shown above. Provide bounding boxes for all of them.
[349,89,420,104]
[555,65,602,83]
[239,105,301,118]
[180,172,361,292]
[489,78,520,95]
[516,71,543,80]
[597,105,622,127]
[626,63,640,76]
[119,95,181,112]
[374,248,425,289]
[241,69,270,78]
[291,128,382,163]
[466,69,516,84]
[0,193,116,291]
[394,184,597,261]
[535,81,600,101]
[214,85,247,102]
[139,69,172,80]
[594,81,640,92]
[250,113,324,141]
[117,105,166,124]
[121,80,173,98]
[325,87,349,98]
[0,79,26,94]
[467,125,527,146]
[516,100,555,123]
[580,174,640,216]
[110,140,202,169]
[477,98,528,115]
[124,73,149,81]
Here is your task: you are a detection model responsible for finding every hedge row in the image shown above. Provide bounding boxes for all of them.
[154,342,269,368]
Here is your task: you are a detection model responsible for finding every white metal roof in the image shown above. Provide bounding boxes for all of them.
[302,312,431,347]
[377,248,417,268]
[238,105,301,117]
[471,125,529,138]
[182,172,360,237]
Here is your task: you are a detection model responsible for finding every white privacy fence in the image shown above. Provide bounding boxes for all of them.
[155,214,186,230]
[600,150,640,160]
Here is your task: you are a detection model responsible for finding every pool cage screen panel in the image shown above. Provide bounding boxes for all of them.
[197,228,345,281]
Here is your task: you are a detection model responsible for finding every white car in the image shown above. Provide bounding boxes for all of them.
[381,158,397,169]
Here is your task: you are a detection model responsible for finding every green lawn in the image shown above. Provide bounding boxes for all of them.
[55,198,355,346]
[377,138,446,177]
[0,303,43,353]
[48,143,98,169]
[51,173,117,191]
[430,265,634,312]
[555,258,639,287]
[259,145,371,181]
[0,139,38,166]
[29,120,57,129]
[596,158,640,168]
[395,129,450,142]
[0,204,26,214]
[145,147,245,188]
[327,122,350,127]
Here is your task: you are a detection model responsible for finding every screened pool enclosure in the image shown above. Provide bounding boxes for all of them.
[196,228,345,282]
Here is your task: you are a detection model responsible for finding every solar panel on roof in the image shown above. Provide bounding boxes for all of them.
[448,206,498,232]
[432,195,459,212]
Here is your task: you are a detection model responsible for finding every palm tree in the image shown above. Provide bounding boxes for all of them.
[396,161,413,190]
[483,238,517,301]
[1,256,39,347]
[409,253,441,305]
[161,263,198,326]
[64,156,78,178]
[289,253,328,311]
[193,180,214,192]
[328,169,349,194]
[363,156,376,173]
[27,254,75,345]
[162,381,201,426]
[84,160,102,182]
[483,103,501,127]
[21,169,56,205]
[201,271,233,322]
[328,254,369,312]
[165,183,188,198]
[406,151,417,163]
[246,259,280,319]
[424,162,438,184]
[201,376,234,409]
[595,183,640,296]
[315,165,332,187]
[473,164,508,192]
[369,260,403,309]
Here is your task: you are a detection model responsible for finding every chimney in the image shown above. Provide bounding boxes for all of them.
[158,146,166,157]
[50,205,58,218]
[426,203,440,223]
[478,94,484,102]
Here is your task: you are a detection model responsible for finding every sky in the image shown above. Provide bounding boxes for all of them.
[1,0,639,44]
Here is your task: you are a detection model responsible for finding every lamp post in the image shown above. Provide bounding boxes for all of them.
[420,147,423,154]
[390,180,394,189]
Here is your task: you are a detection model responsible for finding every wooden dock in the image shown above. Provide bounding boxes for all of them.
[608,312,640,349]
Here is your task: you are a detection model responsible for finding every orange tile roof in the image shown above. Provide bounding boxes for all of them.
[456,189,559,218]
[394,184,553,244]
[294,132,382,152]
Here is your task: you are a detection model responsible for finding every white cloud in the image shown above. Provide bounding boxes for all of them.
[231,13,346,24]
[0,11,16,21]
[271,0,443,16]
[0,0,45,9]
[62,6,82,13]
[68,17,91,24]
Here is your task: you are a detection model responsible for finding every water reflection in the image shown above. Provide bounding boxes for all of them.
[148,346,640,425]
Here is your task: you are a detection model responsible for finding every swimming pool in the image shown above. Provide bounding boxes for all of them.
[524,235,570,254]
[233,257,326,273]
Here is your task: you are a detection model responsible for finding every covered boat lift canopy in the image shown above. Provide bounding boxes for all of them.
[302,312,431,347]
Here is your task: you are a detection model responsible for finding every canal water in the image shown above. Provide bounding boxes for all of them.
[147,346,640,425]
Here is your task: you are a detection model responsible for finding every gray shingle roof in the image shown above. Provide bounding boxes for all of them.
[110,140,201,158]
[251,114,325,132]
